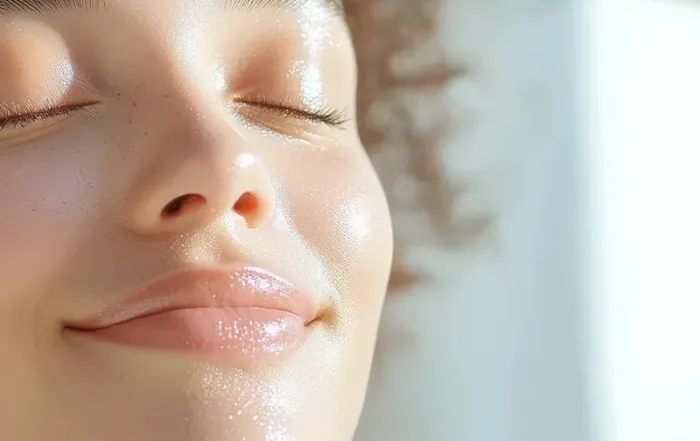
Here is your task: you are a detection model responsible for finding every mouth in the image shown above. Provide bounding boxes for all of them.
[64,266,318,363]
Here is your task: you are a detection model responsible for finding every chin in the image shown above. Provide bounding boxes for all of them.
[39,320,377,441]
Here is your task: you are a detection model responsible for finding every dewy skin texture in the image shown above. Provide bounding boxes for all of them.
[0,1,393,440]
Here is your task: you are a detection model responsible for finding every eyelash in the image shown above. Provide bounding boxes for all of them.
[236,98,350,128]
[0,103,98,131]
[0,100,349,131]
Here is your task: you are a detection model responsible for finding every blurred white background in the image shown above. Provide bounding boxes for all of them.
[355,1,700,441]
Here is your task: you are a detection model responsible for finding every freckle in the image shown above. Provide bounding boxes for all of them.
[132,101,137,107]
[144,132,148,136]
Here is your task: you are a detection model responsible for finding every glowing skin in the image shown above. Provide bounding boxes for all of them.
[0,1,393,440]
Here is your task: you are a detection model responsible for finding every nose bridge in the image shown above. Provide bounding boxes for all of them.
[122,96,276,234]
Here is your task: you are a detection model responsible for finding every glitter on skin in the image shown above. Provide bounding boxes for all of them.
[297,1,330,109]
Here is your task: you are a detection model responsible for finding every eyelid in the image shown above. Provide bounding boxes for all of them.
[0,101,100,129]
[0,101,100,144]
[231,95,350,128]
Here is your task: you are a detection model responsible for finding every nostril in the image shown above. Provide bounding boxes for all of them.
[161,194,205,218]
[233,192,260,220]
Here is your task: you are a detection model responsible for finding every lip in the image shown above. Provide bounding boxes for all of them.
[65,266,318,362]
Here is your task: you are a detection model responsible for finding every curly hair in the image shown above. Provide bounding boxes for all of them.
[344,0,491,295]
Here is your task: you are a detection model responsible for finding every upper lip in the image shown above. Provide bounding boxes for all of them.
[65,266,318,330]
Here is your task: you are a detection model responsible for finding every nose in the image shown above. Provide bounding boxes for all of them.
[123,118,276,235]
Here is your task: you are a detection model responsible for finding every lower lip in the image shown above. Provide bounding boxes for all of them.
[84,307,310,360]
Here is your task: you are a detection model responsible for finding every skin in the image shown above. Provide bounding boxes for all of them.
[0,0,393,440]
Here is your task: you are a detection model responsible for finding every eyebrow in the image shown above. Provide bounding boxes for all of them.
[0,0,344,16]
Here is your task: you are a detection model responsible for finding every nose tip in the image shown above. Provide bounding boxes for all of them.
[124,150,276,235]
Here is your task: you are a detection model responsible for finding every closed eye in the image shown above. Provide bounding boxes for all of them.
[0,102,100,131]
[234,97,350,128]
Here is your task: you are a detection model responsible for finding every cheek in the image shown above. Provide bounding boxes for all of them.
[277,151,393,437]
[0,138,107,305]
[284,152,393,315]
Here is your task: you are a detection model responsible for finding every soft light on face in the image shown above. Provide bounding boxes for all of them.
[0,19,74,105]
[0,1,393,440]
[297,1,330,108]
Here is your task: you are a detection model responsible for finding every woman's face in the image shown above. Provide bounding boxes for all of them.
[0,0,392,440]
